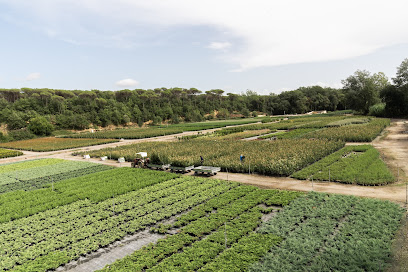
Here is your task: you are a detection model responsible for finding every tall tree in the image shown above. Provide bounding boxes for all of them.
[392,58,408,87]
[342,70,389,114]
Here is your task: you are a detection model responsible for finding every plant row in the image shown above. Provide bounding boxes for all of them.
[326,117,370,127]
[0,160,111,186]
[0,168,178,223]
[0,148,23,159]
[258,128,318,140]
[99,187,301,271]
[0,164,113,194]
[2,177,235,271]
[0,158,63,174]
[292,145,395,185]
[301,118,390,142]
[62,119,260,139]
[76,139,344,176]
[251,192,404,271]
[0,137,119,151]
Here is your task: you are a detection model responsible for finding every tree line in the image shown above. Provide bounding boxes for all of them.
[0,58,407,141]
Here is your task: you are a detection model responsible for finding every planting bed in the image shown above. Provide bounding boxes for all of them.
[212,116,388,142]
[75,139,344,176]
[62,118,260,139]
[0,167,177,223]
[0,158,113,194]
[100,188,403,271]
[0,148,23,159]
[0,137,119,151]
[301,118,390,142]
[0,164,403,272]
[292,145,395,185]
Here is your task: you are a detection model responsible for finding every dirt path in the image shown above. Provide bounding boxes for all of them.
[0,128,222,164]
[373,119,408,182]
[58,230,163,272]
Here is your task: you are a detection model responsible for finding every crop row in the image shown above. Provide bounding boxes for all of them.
[77,139,344,176]
[0,137,119,151]
[251,192,404,271]
[2,177,235,271]
[209,129,272,141]
[100,187,301,271]
[0,164,113,194]
[147,208,268,272]
[0,148,23,159]
[301,118,390,142]
[326,117,370,127]
[258,128,318,140]
[0,177,190,236]
[0,168,177,223]
[199,233,281,272]
[0,158,63,174]
[292,145,395,185]
[0,160,111,186]
[62,119,260,139]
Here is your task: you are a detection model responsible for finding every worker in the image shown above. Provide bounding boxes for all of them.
[200,155,204,165]
[240,154,245,163]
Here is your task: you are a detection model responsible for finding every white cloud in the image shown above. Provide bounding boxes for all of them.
[207,42,231,50]
[4,0,408,70]
[25,72,41,81]
[115,78,139,87]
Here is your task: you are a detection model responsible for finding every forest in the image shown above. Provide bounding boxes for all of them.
[0,58,407,142]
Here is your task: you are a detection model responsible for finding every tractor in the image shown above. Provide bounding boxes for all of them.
[131,152,150,168]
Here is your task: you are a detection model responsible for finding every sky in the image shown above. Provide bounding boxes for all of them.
[0,0,407,95]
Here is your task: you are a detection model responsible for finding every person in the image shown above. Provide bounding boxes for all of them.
[240,154,245,163]
[200,155,204,165]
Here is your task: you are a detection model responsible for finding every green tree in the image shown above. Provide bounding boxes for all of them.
[342,70,389,114]
[241,108,250,117]
[392,58,408,87]
[217,108,229,119]
[7,111,26,130]
[28,116,54,136]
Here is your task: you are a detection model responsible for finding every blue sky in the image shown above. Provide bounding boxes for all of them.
[1,0,408,95]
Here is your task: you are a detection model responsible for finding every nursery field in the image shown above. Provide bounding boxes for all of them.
[0,148,22,159]
[258,128,318,140]
[292,145,395,185]
[301,118,390,142]
[0,158,113,194]
[63,118,260,139]
[0,137,119,151]
[0,166,403,272]
[196,116,389,142]
[76,139,344,176]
